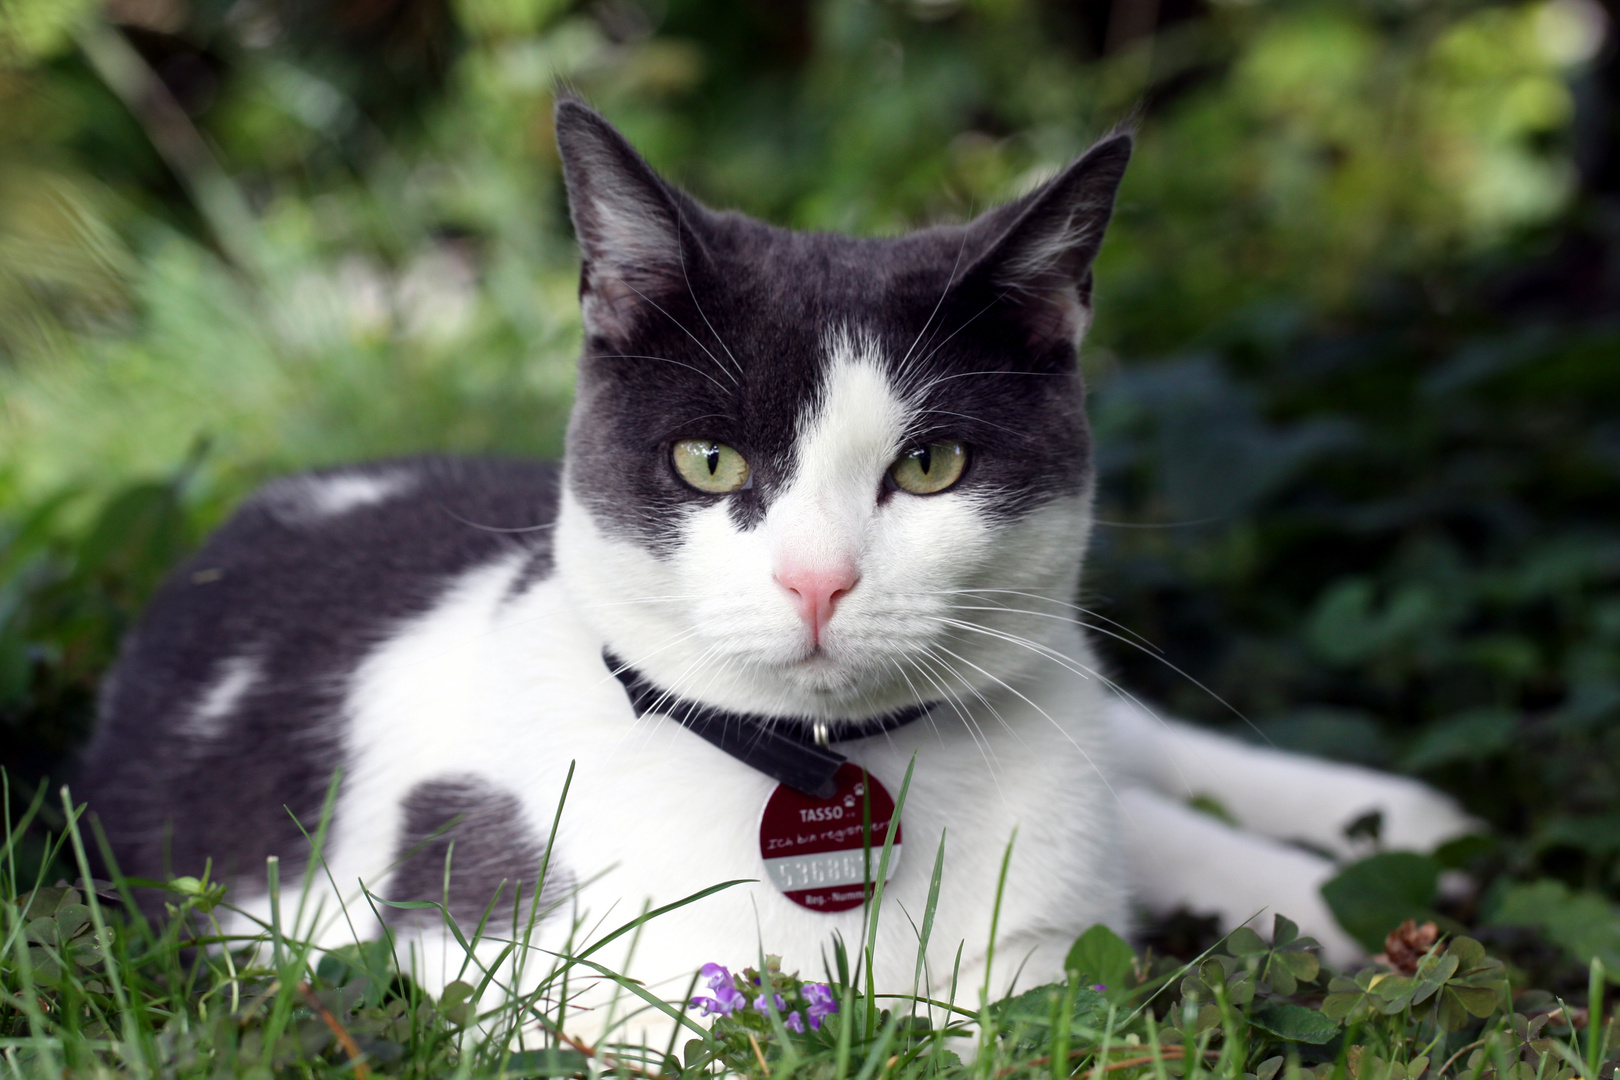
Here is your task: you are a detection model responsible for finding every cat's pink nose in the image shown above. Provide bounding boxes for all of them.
[775,563,859,645]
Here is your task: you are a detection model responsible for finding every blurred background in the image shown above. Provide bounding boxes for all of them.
[1,0,1617,986]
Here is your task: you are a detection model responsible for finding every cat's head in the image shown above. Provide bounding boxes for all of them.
[552,98,1129,721]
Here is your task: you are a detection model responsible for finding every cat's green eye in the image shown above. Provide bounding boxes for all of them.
[672,439,751,494]
[888,441,968,495]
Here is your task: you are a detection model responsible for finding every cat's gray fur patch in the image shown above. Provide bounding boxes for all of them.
[79,457,560,888]
[387,777,566,928]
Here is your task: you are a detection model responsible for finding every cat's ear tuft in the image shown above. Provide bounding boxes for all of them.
[963,131,1132,351]
[554,97,697,341]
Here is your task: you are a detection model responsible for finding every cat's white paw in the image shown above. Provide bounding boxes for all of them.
[1119,784,1366,966]
[1107,697,1480,860]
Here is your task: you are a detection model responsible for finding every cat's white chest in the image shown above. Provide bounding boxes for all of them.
[296,553,1124,1033]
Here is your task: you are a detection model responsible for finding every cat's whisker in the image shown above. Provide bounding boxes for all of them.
[893,224,974,387]
[436,505,560,533]
[912,645,995,750]
[929,615,1099,684]
[903,650,974,749]
[584,351,735,394]
[601,275,740,387]
[936,598,1257,740]
[573,595,704,610]
[927,638,1133,818]
[919,642,1027,743]
[924,369,1068,384]
[925,614,1200,795]
[612,638,725,760]
[897,288,1020,398]
[633,645,721,724]
[594,625,709,698]
[910,646,1005,781]
[880,655,936,739]
[928,588,1165,655]
[941,600,1169,667]
[915,640,1018,739]
[908,408,1032,442]
[673,206,746,383]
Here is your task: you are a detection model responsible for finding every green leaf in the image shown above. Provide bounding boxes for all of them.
[1447,985,1500,1019]
[988,982,1107,1053]
[683,1039,707,1069]
[439,980,476,1025]
[1226,926,1267,956]
[1410,951,1458,1005]
[1263,963,1297,997]
[1277,950,1320,981]
[1321,852,1440,953]
[1486,880,1620,982]
[1399,708,1517,771]
[1065,923,1136,990]
[54,904,91,939]
[1446,936,1486,971]
[1372,974,1416,1005]
[1435,990,1470,1032]
[1250,1003,1340,1044]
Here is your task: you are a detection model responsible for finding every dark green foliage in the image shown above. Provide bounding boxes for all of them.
[1223,918,1321,999]
[0,452,211,878]
[1321,936,1509,1033]
[1321,856,1442,956]
[1485,881,1620,982]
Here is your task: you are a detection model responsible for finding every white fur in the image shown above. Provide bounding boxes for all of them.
[260,469,417,523]
[184,655,260,738]
[1108,698,1479,860]
[222,329,1475,1047]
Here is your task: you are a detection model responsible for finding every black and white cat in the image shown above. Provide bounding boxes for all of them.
[80,99,1472,1042]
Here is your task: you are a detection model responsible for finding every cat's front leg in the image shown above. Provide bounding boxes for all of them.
[1117,784,1364,965]
[1107,697,1477,861]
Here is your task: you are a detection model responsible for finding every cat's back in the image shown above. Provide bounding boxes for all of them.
[79,456,559,882]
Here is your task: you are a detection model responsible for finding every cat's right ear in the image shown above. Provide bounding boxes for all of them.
[554,97,701,342]
[957,131,1133,353]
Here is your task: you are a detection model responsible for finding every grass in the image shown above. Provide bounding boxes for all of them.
[4,768,1618,1080]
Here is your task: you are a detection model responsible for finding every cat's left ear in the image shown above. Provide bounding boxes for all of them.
[554,96,707,342]
[961,132,1133,350]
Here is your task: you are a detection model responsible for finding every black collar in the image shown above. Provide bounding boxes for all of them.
[604,651,933,798]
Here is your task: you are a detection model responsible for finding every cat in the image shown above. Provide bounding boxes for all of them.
[78,97,1474,1046]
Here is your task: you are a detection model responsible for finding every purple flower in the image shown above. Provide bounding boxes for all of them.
[688,965,748,1016]
[803,983,835,1006]
[1092,984,1108,992]
[753,992,787,1014]
[803,983,838,1030]
[690,984,746,1016]
[784,1010,805,1033]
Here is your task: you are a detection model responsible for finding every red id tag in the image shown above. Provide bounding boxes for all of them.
[757,762,902,912]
